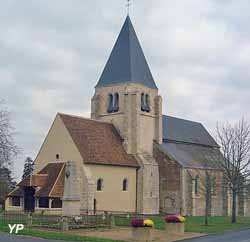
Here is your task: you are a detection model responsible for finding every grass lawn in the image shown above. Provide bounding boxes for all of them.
[0,224,128,242]
[148,216,250,233]
[116,215,250,234]
[185,216,250,234]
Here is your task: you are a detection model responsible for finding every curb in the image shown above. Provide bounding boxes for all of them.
[175,227,250,242]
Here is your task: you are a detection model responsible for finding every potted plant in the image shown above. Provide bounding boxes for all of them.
[165,215,185,235]
[131,218,154,241]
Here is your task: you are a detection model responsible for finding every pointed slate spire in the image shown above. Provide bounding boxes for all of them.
[96,16,157,89]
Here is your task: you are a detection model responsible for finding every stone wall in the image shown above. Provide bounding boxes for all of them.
[184,168,226,216]
[91,83,161,155]
[153,144,230,216]
[92,83,162,214]
[153,146,182,214]
[62,161,81,216]
[136,153,159,214]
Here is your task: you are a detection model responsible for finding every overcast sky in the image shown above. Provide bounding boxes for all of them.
[1,0,250,181]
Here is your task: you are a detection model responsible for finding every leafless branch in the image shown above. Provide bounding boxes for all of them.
[0,100,20,169]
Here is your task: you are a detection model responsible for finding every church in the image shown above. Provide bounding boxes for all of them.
[5,16,250,216]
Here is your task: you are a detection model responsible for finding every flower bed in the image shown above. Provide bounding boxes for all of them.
[165,215,186,223]
[131,218,154,228]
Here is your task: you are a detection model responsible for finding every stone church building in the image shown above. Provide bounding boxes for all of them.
[6,16,250,216]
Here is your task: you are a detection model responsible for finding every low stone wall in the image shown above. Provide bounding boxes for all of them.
[165,223,184,235]
[131,227,152,241]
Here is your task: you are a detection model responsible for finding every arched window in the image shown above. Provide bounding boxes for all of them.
[211,176,216,195]
[141,93,150,112]
[122,178,128,191]
[113,93,119,112]
[107,94,113,113]
[194,176,199,195]
[97,178,103,191]
[141,93,146,111]
[145,94,150,112]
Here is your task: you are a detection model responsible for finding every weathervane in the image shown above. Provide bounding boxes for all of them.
[126,0,131,15]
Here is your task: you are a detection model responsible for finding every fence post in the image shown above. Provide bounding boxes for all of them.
[60,216,69,231]
[109,214,116,229]
[27,212,32,227]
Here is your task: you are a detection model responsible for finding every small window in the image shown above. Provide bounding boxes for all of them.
[113,93,119,112]
[97,178,103,191]
[11,197,20,207]
[51,198,62,208]
[56,154,59,160]
[38,197,49,208]
[107,94,113,113]
[141,93,146,111]
[145,94,151,112]
[141,93,150,112]
[122,178,128,191]
[211,176,216,195]
[194,176,199,195]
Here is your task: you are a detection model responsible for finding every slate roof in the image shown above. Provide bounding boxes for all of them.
[59,113,139,168]
[157,142,222,169]
[96,16,157,89]
[162,115,219,147]
[159,115,222,169]
[8,162,65,198]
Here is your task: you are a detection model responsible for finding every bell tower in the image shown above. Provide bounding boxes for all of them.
[91,16,162,214]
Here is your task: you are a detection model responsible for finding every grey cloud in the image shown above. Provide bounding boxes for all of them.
[0,0,249,180]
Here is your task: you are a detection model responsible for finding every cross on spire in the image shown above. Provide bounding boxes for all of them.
[126,0,131,15]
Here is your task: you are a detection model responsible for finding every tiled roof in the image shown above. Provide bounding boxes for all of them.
[35,162,65,198]
[8,162,65,198]
[96,16,157,89]
[59,113,139,168]
[8,187,24,197]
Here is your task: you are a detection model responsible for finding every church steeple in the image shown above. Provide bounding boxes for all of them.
[96,16,157,89]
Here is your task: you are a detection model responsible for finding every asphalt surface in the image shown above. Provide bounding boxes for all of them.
[183,229,250,242]
[0,232,64,242]
[1,229,250,242]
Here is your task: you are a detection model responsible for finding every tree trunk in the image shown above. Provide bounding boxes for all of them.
[204,172,211,226]
[232,191,237,224]
[205,213,208,226]
[205,194,209,226]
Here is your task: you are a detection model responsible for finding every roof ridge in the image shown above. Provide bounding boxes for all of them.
[163,114,202,125]
[163,139,219,148]
[49,163,65,197]
[127,16,132,83]
[58,112,112,125]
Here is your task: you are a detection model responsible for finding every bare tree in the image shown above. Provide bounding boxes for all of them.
[216,118,250,223]
[188,167,216,226]
[0,100,19,168]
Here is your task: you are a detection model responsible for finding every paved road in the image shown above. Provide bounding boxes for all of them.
[183,229,250,242]
[1,230,250,242]
[0,232,65,242]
